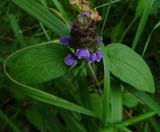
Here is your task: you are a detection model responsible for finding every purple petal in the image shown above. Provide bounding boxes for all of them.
[64,54,75,65]
[75,48,90,59]
[96,50,103,62]
[96,36,103,44]
[87,53,97,63]
[80,11,91,17]
[59,36,70,45]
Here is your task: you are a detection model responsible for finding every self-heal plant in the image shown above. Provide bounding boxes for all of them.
[59,11,103,65]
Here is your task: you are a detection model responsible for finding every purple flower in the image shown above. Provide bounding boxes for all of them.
[75,48,90,59]
[64,54,75,65]
[87,53,97,63]
[96,36,103,45]
[59,36,70,45]
[96,50,103,62]
[80,11,91,17]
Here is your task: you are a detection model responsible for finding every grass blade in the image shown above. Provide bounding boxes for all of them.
[12,0,70,36]
[0,110,21,132]
[101,45,111,126]
[142,21,160,56]
[132,0,154,49]
[100,0,112,36]
[51,0,70,23]
[8,14,25,47]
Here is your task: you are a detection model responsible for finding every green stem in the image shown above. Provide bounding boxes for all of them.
[87,63,102,95]
[102,111,155,131]
[94,0,120,9]
[101,45,111,126]
[79,68,91,108]
[119,16,137,43]
[132,0,154,49]
[40,22,51,41]
[100,0,112,36]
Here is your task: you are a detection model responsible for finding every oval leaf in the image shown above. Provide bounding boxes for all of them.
[106,43,155,93]
[6,44,69,83]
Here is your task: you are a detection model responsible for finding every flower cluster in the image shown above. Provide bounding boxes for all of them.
[59,11,103,66]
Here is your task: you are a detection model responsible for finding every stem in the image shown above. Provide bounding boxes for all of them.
[40,22,51,41]
[132,0,153,49]
[87,63,103,95]
[94,0,120,9]
[101,45,111,126]
[102,111,155,131]
[100,0,112,36]
[119,16,137,43]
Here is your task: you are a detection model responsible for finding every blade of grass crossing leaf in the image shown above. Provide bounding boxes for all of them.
[101,45,111,125]
[8,14,25,47]
[132,0,154,49]
[0,110,21,132]
[142,21,160,56]
[12,0,70,36]
[111,83,122,122]
[127,87,160,116]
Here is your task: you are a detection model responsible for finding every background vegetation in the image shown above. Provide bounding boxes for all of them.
[0,0,160,132]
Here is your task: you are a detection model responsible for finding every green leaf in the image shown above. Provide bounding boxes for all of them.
[106,43,155,93]
[135,0,146,17]
[110,83,122,123]
[12,0,70,36]
[150,0,160,14]
[8,14,25,47]
[123,92,139,108]
[111,19,125,42]
[25,107,43,130]
[6,43,69,83]
[89,93,102,118]
[127,87,160,116]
